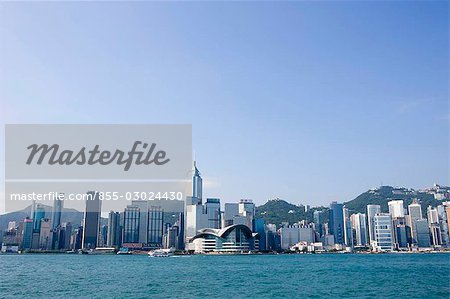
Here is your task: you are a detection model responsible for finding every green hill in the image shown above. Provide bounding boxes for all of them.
[343,186,442,215]
[255,198,325,225]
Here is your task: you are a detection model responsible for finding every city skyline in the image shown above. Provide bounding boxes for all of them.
[0,2,448,213]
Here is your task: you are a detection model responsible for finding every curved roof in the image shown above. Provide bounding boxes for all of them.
[191,224,257,242]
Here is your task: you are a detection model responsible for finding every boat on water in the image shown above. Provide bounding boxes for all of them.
[148,248,175,257]
[117,248,132,255]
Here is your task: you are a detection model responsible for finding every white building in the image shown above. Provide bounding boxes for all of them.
[388,200,405,218]
[367,205,381,249]
[373,213,394,252]
[350,213,368,247]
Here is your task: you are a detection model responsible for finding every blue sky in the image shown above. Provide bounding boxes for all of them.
[0,1,448,212]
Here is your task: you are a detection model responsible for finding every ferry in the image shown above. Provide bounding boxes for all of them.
[148,247,175,257]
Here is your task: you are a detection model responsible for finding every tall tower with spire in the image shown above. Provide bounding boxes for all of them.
[192,161,203,204]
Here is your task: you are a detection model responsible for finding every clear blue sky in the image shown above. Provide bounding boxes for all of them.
[0,1,448,212]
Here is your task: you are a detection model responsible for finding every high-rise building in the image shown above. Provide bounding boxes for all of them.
[313,210,326,239]
[350,213,368,247]
[39,218,52,250]
[82,191,102,249]
[408,200,423,244]
[279,224,315,250]
[123,206,140,244]
[415,219,431,248]
[329,202,344,245]
[21,218,33,250]
[51,193,64,230]
[392,217,409,249]
[253,219,267,251]
[343,207,353,248]
[388,200,405,218]
[223,203,239,227]
[192,161,202,203]
[238,199,255,230]
[148,206,164,248]
[373,213,393,252]
[436,205,449,246]
[33,204,46,232]
[131,200,149,245]
[367,205,381,248]
[205,198,221,229]
[427,206,439,225]
[107,211,121,248]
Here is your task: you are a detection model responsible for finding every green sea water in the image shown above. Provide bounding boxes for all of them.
[0,253,449,298]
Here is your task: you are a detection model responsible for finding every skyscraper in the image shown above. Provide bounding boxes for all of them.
[313,210,325,239]
[205,198,221,229]
[350,213,368,247]
[343,207,353,248]
[238,199,255,230]
[51,193,64,230]
[107,211,121,248]
[123,206,140,244]
[388,200,405,218]
[33,204,46,232]
[21,218,33,250]
[415,219,431,248]
[39,218,52,250]
[329,202,345,245]
[367,205,381,248]
[148,206,164,248]
[373,213,393,252]
[192,161,202,203]
[82,191,102,249]
[408,200,423,243]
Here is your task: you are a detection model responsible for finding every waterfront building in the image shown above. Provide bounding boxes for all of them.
[350,213,368,247]
[367,205,381,248]
[415,219,431,248]
[73,226,83,250]
[107,211,122,248]
[82,191,102,249]
[329,202,345,245]
[343,207,353,248]
[373,213,394,252]
[427,206,439,225]
[408,200,423,244]
[313,210,326,239]
[33,204,46,232]
[130,200,149,244]
[21,218,33,250]
[392,217,409,250]
[279,224,315,250]
[430,223,442,246]
[39,218,52,250]
[388,200,405,218]
[51,194,64,230]
[123,206,140,244]
[148,206,164,248]
[436,205,449,246]
[190,224,259,253]
[253,218,267,251]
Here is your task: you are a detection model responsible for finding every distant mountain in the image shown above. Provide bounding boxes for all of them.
[344,186,443,215]
[0,205,84,231]
[254,185,446,226]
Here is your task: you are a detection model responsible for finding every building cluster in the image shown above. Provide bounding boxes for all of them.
[1,163,450,254]
[281,199,450,253]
